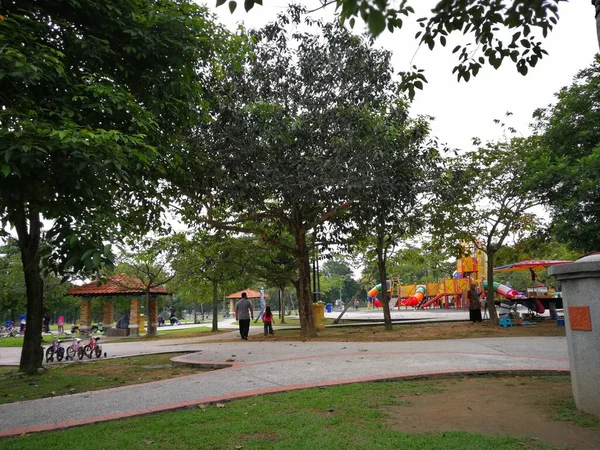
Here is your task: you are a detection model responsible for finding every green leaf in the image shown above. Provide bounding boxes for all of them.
[229,1,237,13]
[367,9,386,36]
[244,0,254,12]
[1,165,10,177]
[216,0,226,6]
[81,249,95,262]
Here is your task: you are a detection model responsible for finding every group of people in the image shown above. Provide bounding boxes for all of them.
[41,313,66,333]
[234,292,275,340]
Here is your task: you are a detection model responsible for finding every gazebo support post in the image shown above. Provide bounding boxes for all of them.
[102,298,114,331]
[129,297,141,338]
[80,298,92,335]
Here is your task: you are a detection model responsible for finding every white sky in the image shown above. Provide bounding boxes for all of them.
[206,0,598,152]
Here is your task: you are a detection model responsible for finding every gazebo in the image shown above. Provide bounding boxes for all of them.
[66,275,170,337]
[225,289,270,313]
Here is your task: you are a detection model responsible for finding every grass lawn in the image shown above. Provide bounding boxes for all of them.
[233,317,334,327]
[2,375,596,450]
[106,326,221,343]
[204,320,566,343]
[0,335,56,348]
[0,353,214,405]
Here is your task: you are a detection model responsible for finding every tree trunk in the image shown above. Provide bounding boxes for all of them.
[594,0,600,50]
[377,229,392,331]
[291,216,316,338]
[14,208,44,373]
[485,249,499,325]
[146,293,158,337]
[212,279,219,332]
[333,288,362,324]
[279,285,286,324]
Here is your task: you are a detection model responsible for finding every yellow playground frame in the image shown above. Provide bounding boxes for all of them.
[373,245,487,309]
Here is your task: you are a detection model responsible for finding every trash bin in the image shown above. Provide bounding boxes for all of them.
[326,303,332,313]
[312,302,325,330]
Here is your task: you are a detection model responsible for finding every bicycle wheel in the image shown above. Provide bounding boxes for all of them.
[66,346,75,360]
[83,344,93,359]
[77,347,84,360]
[56,347,65,362]
[94,345,102,358]
[45,347,54,363]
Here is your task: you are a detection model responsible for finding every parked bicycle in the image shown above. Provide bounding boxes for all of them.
[83,336,104,359]
[71,322,104,335]
[0,322,19,339]
[45,338,65,363]
[65,338,85,360]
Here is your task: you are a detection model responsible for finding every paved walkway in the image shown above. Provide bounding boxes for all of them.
[0,332,568,437]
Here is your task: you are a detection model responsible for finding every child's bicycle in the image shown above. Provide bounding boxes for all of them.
[65,338,85,360]
[83,336,104,359]
[0,325,19,339]
[45,338,65,362]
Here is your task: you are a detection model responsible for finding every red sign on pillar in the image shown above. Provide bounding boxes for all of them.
[568,306,592,331]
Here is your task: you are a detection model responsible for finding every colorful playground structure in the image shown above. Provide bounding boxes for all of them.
[367,247,563,315]
[367,245,488,310]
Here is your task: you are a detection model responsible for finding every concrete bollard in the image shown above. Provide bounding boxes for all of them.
[549,253,600,417]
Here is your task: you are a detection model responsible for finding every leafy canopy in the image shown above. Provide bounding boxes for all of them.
[219,1,565,98]
[528,56,600,252]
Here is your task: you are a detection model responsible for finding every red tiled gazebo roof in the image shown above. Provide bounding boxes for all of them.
[225,289,270,299]
[66,275,170,297]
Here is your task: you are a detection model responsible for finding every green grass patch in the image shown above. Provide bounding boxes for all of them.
[232,317,333,327]
[550,397,600,427]
[156,326,213,335]
[0,335,56,348]
[0,379,558,450]
[0,352,213,405]
[106,326,219,343]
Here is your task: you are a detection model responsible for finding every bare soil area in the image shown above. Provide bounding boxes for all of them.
[250,320,567,342]
[386,375,600,450]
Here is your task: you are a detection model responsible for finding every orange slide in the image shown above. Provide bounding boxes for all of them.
[419,292,444,309]
[401,285,426,306]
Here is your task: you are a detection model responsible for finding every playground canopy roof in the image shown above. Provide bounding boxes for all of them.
[493,259,572,273]
[225,289,270,299]
[66,275,170,297]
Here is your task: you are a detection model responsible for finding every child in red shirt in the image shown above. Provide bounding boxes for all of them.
[262,306,275,336]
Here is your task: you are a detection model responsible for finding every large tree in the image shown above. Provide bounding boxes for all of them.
[171,232,254,332]
[0,0,230,372]
[185,7,402,338]
[428,135,540,323]
[222,0,565,95]
[343,102,436,330]
[112,238,177,337]
[528,57,600,252]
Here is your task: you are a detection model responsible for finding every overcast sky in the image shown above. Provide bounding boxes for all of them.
[207,0,598,152]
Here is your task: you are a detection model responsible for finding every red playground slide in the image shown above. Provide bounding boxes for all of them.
[419,292,444,309]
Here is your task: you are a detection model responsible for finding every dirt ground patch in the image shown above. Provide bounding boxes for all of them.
[240,320,566,342]
[385,376,600,450]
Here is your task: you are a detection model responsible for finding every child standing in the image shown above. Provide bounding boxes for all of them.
[262,306,275,336]
[57,315,65,334]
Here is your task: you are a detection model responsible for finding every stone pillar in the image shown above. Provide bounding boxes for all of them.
[129,297,141,338]
[549,254,600,417]
[80,298,92,334]
[102,299,114,330]
[229,299,235,314]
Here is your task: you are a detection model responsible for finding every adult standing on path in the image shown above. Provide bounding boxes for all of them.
[467,282,482,323]
[235,292,254,340]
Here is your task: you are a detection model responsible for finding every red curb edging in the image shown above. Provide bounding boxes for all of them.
[0,367,569,438]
